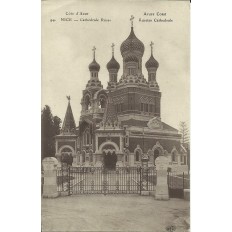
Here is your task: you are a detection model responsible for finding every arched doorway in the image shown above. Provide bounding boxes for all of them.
[153,149,160,163]
[60,147,73,166]
[103,151,117,170]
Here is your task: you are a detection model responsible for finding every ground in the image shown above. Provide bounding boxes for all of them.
[42,195,190,232]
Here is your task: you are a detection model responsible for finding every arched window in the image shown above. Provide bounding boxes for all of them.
[154,149,160,163]
[82,151,86,163]
[83,128,91,145]
[99,95,106,108]
[172,150,178,162]
[135,150,140,162]
[89,151,93,163]
[85,95,90,110]
[125,155,128,162]
[61,147,73,165]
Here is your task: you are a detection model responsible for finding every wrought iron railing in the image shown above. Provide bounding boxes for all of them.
[57,166,157,195]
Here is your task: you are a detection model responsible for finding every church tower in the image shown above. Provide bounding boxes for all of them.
[145,41,159,91]
[111,16,161,121]
[81,47,103,116]
[107,43,120,90]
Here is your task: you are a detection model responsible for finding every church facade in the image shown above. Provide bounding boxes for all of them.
[55,21,188,171]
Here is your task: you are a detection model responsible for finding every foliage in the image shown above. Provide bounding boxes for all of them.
[41,105,62,160]
[179,121,189,146]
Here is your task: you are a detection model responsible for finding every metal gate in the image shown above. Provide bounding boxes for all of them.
[167,171,190,199]
[57,166,156,195]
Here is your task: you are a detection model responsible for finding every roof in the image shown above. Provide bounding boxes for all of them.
[120,27,145,55]
[61,100,76,135]
[121,119,178,132]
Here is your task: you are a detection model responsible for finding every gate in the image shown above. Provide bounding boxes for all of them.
[167,171,190,199]
[57,166,156,195]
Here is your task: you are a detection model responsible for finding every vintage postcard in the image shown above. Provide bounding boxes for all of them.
[42,0,190,231]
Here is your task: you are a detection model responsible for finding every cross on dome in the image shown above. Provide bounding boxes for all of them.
[92,46,96,59]
[150,41,154,55]
[111,43,115,55]
[130,15,134,27]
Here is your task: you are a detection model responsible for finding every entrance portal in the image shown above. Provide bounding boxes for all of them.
[103,151,117,170]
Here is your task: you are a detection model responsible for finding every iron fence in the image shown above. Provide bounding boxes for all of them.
[57,166,156,195]
[167,171,190,198]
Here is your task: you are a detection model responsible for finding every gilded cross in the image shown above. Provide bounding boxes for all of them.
[66,95,71,101]
[150,41,154,55]
[130,15,134,27]
[92,46,96,59]
[111,43,115,55]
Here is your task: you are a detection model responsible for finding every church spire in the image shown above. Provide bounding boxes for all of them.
[61,96,76,135]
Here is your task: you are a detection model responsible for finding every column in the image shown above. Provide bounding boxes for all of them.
[42,157,59,198]
[155,156,169,200]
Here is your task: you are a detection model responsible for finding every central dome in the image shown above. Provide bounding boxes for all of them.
[120,27,145,56]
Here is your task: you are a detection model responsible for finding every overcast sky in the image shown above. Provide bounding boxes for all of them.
[42,0,190,129]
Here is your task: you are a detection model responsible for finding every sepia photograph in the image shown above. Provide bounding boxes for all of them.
[41,0,190,231]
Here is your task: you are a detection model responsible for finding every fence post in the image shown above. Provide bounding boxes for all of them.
[155,156,169,200]
[68,166,71,196]
[183,172,185,189]
[141,154,149,196]
[42,157,59,198]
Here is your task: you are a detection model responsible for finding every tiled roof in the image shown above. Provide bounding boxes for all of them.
[61,101,76,135]
[121,119,178,132]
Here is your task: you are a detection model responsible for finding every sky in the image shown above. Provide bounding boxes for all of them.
[42,0,190,130]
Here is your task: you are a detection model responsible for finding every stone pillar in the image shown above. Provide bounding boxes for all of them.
[42,157,59,198]
[141,154,149,196]
[155,156,169,200]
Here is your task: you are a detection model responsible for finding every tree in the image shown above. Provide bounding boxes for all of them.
[179,121,190,171]
[179,121,189,146]
[41,105,62,160]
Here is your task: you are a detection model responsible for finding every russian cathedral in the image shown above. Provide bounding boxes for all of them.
[55,18,188,171]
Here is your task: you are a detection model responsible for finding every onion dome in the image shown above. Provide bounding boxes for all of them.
[145,54,159,69]
[89,46,100,72]
[120,27,145,56]
[89,59,100,72]
[107,56,120,71]
[124,55,139,63]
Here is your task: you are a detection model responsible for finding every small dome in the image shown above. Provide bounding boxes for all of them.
[120,27,145,56]
[107,56,120,70]
[145,55,159,69]
[124,55,139,63]
[89,59,100,72]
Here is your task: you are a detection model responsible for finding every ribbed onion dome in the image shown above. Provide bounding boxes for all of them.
[89,59,100,72]
[120,27,145,56]
[106,56,120,71]
[124,55,139,63]
[145,54,159,69]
